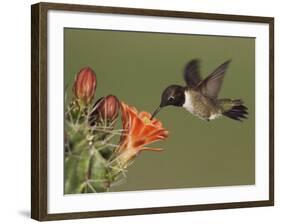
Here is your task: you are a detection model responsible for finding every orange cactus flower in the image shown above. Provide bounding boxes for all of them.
[116,102,169,167]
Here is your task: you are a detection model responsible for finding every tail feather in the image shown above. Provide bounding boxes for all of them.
[221,99,248,121]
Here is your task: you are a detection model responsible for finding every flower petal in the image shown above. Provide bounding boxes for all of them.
[117,102,169,166]
[141,147,164,151]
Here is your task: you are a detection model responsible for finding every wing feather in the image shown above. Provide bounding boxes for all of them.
[183,59,202,88]
[197,60,231,99]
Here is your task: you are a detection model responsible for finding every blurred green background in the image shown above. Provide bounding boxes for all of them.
[64,28,255,192]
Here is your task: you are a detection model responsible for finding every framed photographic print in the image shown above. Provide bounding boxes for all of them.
[31,2,274,221]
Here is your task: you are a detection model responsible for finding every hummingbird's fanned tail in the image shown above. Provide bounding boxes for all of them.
[220,99,248,121]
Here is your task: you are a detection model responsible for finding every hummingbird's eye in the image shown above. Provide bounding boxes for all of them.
[168,96,175,102]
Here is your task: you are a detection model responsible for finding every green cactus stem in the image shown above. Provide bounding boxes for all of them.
[64,102,126,193]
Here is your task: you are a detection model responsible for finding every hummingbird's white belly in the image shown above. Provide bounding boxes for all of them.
[209,113,222,120]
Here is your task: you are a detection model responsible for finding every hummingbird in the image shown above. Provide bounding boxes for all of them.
[151,59,248,121]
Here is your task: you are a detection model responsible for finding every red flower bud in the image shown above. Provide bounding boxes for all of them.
[89,95,120,125]
[73,67,97,105]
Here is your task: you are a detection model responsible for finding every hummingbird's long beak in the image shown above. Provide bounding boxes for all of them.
[150,106,162,120]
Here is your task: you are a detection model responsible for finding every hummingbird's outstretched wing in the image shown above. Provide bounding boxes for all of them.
[197,60,231,99]
[183,59,202,88]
